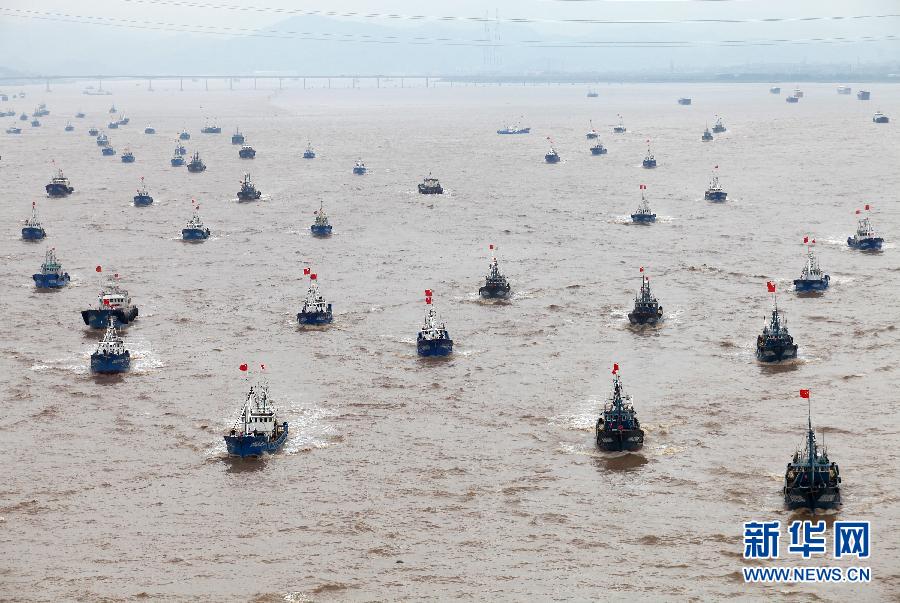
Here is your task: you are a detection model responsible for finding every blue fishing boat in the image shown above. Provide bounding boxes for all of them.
[678,97,692,105]
[544,138,560,164]
[310,201,332,237]
[81,269,140,328]
[416,290,453,356]
[170,150,185,167]
[794,88,804,98]
[642,145,657,169]
[231,128,244,144]
[224,379,288,458]
[628,268,663,325]
[847,206,883,251]
[22,202,46,240]
[116,114,129,125]
[590,141,607,155]
[786,95,799,104]
[302,142,316,158]
[121,148,135,163]
[770,86,781,94]
[478,245,511,299]
[873,111,889,124]
[108,104,117,114]
[175,142,187,155]
[586,89,599,98]
[613,115,626,134]
[712,116,726,133]
[64,121,74,132]
[102,146,116,156]
[89,127,99,136]
[704,169,727,201]
[353,159,367,175]
[6,125,21,134]
[297,271,334,325]
[585,120,599,139]
[784,393,841,511]
[144,124,155,134]
[418,174,443,194]
[236,173,261,201]
[32,247,70,289]
[90,317,130,374]
[187,151,206,172]
[30,119,40,127]
[75,111,86,118]
[201,120,221,134]
[595,364,644,452]
[96,132,109,146]
[837,85,851,95]
[756,282,798,362]
[857,90,870,101]
[179,129,191,140]
[45,168,74,197]
[107,120,119,129]
[496,122,530,135]
[33,103,49,117]
[19,112,28,121]
[794,239,829,292]
[238,144,256,159]
[133,177,153,206]
[631,185,656,223]
[182,202,210,240]
[701,127,713,142]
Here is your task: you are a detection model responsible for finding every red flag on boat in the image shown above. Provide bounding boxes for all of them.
[640,184,646,190]
[260,363,266,371]
[310,273,317,280]
[102,299,110,305]
[489,244,494,250]
[767,281,776,293]
[95,265,102,273]
[239,363,248,372]
[639,266,644,272]
[303,268,310,275]
[812,239,815,244]
[856,209,861,215]
[865,204,870,210]
[803,236,809,244]
[425,297,432,305]
[714,165,719,169]
[800,389,810,399]
[612,363,619,374]
[425,289,432,297]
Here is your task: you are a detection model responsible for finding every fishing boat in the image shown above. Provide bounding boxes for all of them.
[756,282,798,362]
[303,142,316,158]
[590,141,607,155]
[90,317,131,374]
[595,364,644,452]
[64,121,74,132]
[544,138,560,164]
[96,133,109,146]
[133,177,153,206]
[352,159,367,175]
[678,97,692,105]
[837,85,852,95]
[613,115,626,134]
[847,205,883,251]
[642,145,657,169]
[101,146,116,156]
[121,148,135,163]
[33,103,49,117]
[30,119,40,128]
[496,122,530,135]
[75,111,85,118]
[81,269,139,328]
[6,125,21,134]
[187,151,206,172]
[631,185,656,223]
[19,112,27,121]
[793,88,804,98]
[170,150,185,167]
[238,144,256,159]
[712,116,726,133]
[182,202,210,241]
[117,114,129,125]
[201,120,221,134]
[296,271,333,325]
[770,86,781,94]
[224,378,288,458]
[416,290,453,357]
[231,128,244,144]
[108,104,117,114]
[174,142,187,155]
[32,248,70,289]
[418,174,443,194]
[793,238,829,292]
[22,202,46,240]
[586,90,599,98]
[88,127,99,136]
[628,268,663,324]
[786,95,800,103]
[310,200,332,237]
[784,394,841,511]
[701,127,713,142]
[144,125,155,134]
[873,111,889,124]
[45,168,74,197]
[585,120,599,139]
[107,120,119,129]
[857,90,870,101]
[704,169,727,201]
[179,129,191,140]
[236,173,261,201]
[478,245,511,299]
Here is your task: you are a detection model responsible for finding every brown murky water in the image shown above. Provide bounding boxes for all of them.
[1,81,898,601]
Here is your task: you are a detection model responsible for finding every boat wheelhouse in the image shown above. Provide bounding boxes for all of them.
[478,246,511,299]
[837,85,851,95]
[701,127,713,142]
[857,90,870,101]
[303,142,316,158]
[75,111,86,118]
[22,202,46,240]
[756,284,798,362]
[90,317,130,374]
[847,206,883,251]
[237,173,261,201]
[794,239,829,292]
[107,120,119,129]
[631,185,656,223]
[201,120,221,134]
[32,247,70,289]
[595,365,644,452]
[45,168,74,197]
[101,146,116,156]
[310,201,332,237]
[786,95,799,103]
[544,138,560,163]
[64,121,74,131]
[144,125,155,134]
[297,271,333,325]
[81,270,139,328]
[678,97,692,105]
[712,116,726,133]
[416,290,453,357]
[353,160,367,175]
[179,129,191,140]
[628,269,662,324]
[238,144,256,159]
[89,127,99,136]
[770,86,781,94]
[174,142,187,156]
[613,115,626,134]
[6,125,21,134]
[585,120,599,139]
[121,148,135,163]
[187,151,206,172]
[224,380,288,458]
[586,89,599,98]
[793,88,804,98]
[30,119,40,127]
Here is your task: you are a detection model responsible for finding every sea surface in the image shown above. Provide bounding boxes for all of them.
[1,81,898,601]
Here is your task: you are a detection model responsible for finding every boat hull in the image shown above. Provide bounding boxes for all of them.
[631,214,656,223]
[794,276,830,292]
[121,156,135,163]
[590,147,607,155]
[479,284,511,299]
[187,165,206,173]
[237,191,261,201]
[82,307,139,328]
[33,273,70,288]
[417,338,453,357]
[595,423,645,452]
[756,343,798,362]
[232,136,244,145]
[101,148,116,156]
[303,152,316,159]
[45,184,74,197]
[90,351,130,374]
[238,150,256,159]
[22,227,46,240]
[310,225,332,237]
[628,309,662,325]
[182,228,210,240]
[873,117,889,124]
[702,134,713,142]
[353,167,367,175]
[224,423,289,457]
[298,308,333,325]
[133,195,153,206]
[171,158,185,166]
[642,160,656,169]
[418,185,443,194]
[784,487,841,511]
[497,128,530,134]
[705,191,727,202]
[847,237,883,251]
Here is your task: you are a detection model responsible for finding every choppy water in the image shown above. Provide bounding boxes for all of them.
[1,82,898,601]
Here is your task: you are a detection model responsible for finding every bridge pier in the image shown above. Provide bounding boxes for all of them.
[45,79,51,92]
[376,77,379,89]
[328,78,331,89]
[254,78,257,90]
[179,78,183,92]
[303,78,306,89]
[147,78,153,91]
[229,78,233,91]
[279,77,283,90]
[401,78,404,89]
[205,79,209,91]
[425,77,429,88]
